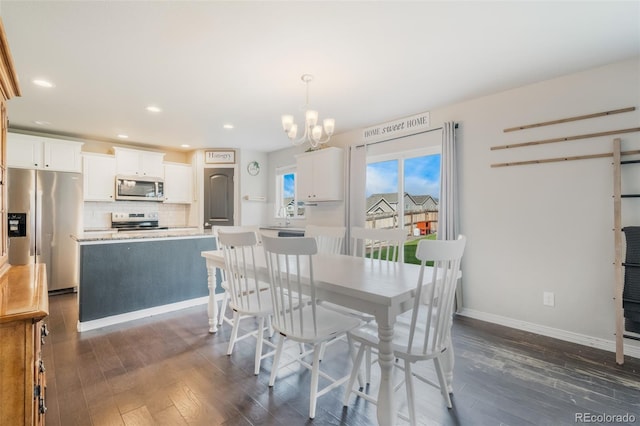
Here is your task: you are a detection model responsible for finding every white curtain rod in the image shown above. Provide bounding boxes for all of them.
[354,123,458,149]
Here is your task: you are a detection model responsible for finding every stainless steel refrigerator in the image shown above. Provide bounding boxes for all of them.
[7,168,83,293]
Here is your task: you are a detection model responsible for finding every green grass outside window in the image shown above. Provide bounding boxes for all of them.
[367,234,437,265]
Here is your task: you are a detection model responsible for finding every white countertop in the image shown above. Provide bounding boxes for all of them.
[73,227,212,242]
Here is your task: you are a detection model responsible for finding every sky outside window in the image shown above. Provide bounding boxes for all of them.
[366,154,440,198]
[404,154,440,197]
[366,160,398,197]
[283,173,295,198]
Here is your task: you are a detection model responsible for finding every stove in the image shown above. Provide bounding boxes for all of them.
[111,212,168,231]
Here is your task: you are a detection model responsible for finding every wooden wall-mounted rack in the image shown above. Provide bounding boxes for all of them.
[491,149,640,168]
[491,106,639,167]
[612,138,640,365]
[491,127,640,151]
[503,107,636,133]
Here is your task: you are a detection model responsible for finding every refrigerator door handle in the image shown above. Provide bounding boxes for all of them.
[35,189,42,257]
[29,189,36,257]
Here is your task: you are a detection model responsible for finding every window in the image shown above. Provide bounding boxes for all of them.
[366,148,441,263]
[366,159,399,226]
[275,166,305,219]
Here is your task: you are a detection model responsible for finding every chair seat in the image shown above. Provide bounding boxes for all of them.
[349,314,442,362]
[228,286,274,318]
[274,304,363,344]
[220,278,271,322]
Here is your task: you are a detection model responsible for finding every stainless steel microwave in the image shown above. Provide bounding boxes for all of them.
[115,175,164,201]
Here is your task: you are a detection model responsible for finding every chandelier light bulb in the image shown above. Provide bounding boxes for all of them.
[305,110,318,127]
[281,74,335,149]
[288,124,298,139]
[312,125,323,141]
[323,118,335,136]
[282,115,294,132]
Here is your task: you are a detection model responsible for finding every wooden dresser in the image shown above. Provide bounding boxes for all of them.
[0,264,48,426]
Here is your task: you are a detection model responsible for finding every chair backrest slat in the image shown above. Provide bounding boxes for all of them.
[350,227,407,263]
[305,225,346,255]
[406,235,466,356]
[213,225,262,244]
[218,231,269,314]
[262,236,319,338]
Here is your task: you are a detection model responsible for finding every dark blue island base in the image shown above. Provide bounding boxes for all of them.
[77,235,217,331]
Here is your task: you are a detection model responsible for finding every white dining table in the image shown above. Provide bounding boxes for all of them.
[201,248,456,426]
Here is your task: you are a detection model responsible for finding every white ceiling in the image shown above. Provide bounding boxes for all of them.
[1,1,638,153]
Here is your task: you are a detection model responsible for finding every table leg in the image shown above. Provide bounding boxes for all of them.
[206,264,218,333]
[376,320,396,426]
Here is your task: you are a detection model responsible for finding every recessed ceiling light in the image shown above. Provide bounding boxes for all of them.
[180,144,190,148]
[146,105,162,113]
[32,79,54,88]
[33,120,51,125]
[223,124,234,129]
[117,134,129,139]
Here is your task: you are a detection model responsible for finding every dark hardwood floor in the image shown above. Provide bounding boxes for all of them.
[42,293,640,425]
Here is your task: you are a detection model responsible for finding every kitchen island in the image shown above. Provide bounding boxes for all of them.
[73,229,217,331]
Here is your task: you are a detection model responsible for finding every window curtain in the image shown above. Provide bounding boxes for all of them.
[438,122,458,241]
[438,121,462,316]
[345,144,367,254]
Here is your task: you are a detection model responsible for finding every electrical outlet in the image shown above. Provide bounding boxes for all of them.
[543,291,555,307]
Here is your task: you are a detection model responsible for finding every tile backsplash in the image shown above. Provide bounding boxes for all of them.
[84,201,191,229]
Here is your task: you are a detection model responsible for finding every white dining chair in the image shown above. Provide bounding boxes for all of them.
[217,230,276,375]
[304,225,346,254]
[343,235,466,426]
[349,226,408,381]
[213,225,264,327]
[350,226,407,263]
[261,235,363,419]
[306,225,372,368]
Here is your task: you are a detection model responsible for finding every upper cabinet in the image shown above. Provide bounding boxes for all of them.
[295,147,344,202]
[83,153,116,202]
[7,133,83,172]
[164,162,193,204]
[113,147,165,177]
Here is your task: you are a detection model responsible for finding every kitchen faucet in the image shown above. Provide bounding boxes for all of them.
[278,205,290,226]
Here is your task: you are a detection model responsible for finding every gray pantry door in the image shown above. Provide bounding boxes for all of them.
[203,168,234,229]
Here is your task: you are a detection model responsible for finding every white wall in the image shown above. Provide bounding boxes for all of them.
[238,149,269,226]
[444,58,639,355]
[267,58,640,357]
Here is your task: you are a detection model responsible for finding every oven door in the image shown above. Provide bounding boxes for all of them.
[115,176,164,201]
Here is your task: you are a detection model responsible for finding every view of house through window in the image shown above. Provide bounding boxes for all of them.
[276,167,305,220]
[366,150,441,264]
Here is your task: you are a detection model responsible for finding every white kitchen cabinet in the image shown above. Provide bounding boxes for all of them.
[83,153,116,201]
[164,162,193,204]
[295,147,344,202]
[113,147,165,177]
[7,132,83,172]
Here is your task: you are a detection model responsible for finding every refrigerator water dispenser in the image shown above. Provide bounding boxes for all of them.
[8,213,26,238]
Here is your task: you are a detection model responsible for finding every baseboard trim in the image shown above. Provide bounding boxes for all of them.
[77,295,221,332]
[458,308,640,361]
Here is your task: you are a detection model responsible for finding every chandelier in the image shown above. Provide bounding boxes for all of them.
[281,74,335,149]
